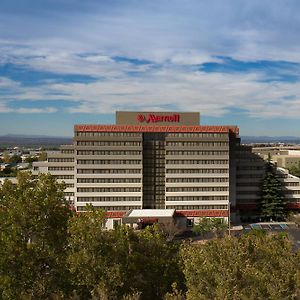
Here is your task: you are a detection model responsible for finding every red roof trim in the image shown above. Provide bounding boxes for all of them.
[105,211,127,218]
[176,209,228,217]
[74,124,239,134]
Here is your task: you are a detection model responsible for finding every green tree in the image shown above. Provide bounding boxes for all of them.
[260,158,287,221]
[24,156,38,164]
[193,217,227,237]
[127,225,185,299]
[68,210,185,299]
[0,172,73,299]
[38,152,47,161]
[2,151,10,163]
[67,207,117,299]
[288,165,300,177]
[9,154,22,164]
[181,234,299,300]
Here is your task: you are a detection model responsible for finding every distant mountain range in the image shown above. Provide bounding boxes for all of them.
[0,134,300,148]
[242,136,300,144]
[0,135,72,148]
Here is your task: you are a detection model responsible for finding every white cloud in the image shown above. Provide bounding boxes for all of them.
[0,77,20,88]
[1,1,300,119]
[2,0,300,64]
[0,97,57,114]
[15,107,57,114]
[0,66,297,119]
[0,102,12,113]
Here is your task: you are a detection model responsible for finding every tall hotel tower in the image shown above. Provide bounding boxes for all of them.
[33,111,240,228]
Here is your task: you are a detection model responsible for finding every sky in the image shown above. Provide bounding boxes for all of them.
[1,0,300,137]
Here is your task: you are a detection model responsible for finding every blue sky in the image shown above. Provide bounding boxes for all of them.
[1,0,300,137]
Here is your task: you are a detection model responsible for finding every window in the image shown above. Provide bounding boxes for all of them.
[186,218,194,227]
[49,167,74,171]
[77,178,141,183]
[76,141,141,146]
[76,132,141,137]
[77,169,141,174]
[77,159,141,165]
[48,158,74,162]
[77,196,141,202]
[166,196,228,201]
[166,187,228,192]
[77,187,141,193]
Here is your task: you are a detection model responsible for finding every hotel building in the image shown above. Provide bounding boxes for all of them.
[32,111,300,228]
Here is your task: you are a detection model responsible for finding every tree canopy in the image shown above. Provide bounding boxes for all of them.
[181,232,300,300]
[0,172,299,299]
[0,172,73,299]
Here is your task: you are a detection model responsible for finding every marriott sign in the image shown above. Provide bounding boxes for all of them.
[137,113,180,123]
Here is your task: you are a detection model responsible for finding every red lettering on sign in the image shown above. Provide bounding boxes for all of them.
[135,113,181,123]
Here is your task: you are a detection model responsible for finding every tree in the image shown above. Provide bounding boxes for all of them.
[0,172,73,299]
[2,151,10,163]
[68,211,185,299]
[181,233,299,300]
[67,206,117,299]
[127,225,185,299]
[24,156,38,164]
[9,154,22,164]
[38,152,47,161]
[193,218,227,237]
[260,158,287,221]
[288,165,300,178]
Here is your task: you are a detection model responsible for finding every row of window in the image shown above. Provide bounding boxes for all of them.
[143,186,165,191]
[166,142,228,146]
[166,187,228,192]
[77,141,141,146]
[54,175,74,179]
[77,160,141,165]
[77,150,142,155]
[77,178,141,183]
[77,169,141,174]
[61,150,74,154]
[76,132,141,137]
[166,169,228,173]
[237,174,264,179]
[166,177,228,183]
[48,158,74,162]
[77,197,141,202]
[167,133,227,138]
[285,182,300,186]
[237,166,264,170]
[166,150,228,155]
[166,196,228,201]
[236,182,260,187]
[237,191,259,195]
[166,160,228,164]
[77,205,140,211]
[77,187,141,193]
[285,190,300,194]
[64,192,74,196]
[65,184,74,188]
[49,167,74,171]
[166,205,228,210]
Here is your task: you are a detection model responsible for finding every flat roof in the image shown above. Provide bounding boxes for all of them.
[126,209,176,218]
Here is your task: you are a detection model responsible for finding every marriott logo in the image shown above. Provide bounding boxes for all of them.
[137,113,180,123]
